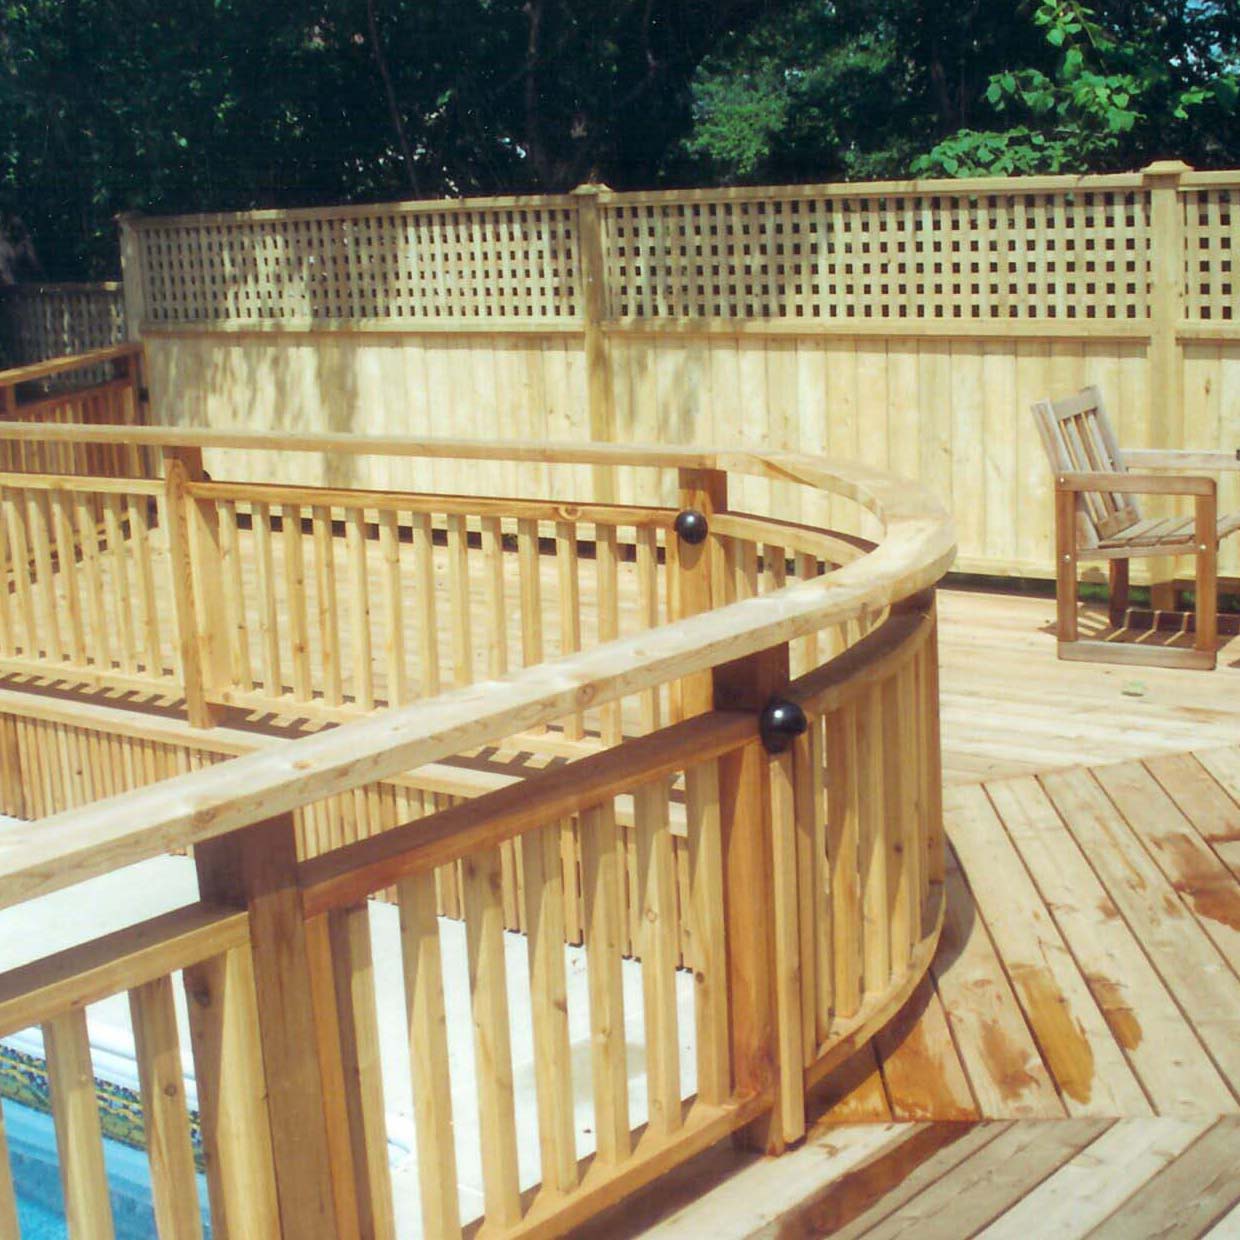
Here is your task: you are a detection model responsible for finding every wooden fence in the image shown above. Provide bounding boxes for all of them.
[0,420,953,1238]
[119,161,1238,588]
[0,283,126,372]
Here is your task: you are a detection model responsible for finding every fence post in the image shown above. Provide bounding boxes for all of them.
[1143,160,1191,608]
[163,449,227,727]
[572,184,616,502]
[714,641,806,1152]
[117,214,147,344]
[194,815,347,1239]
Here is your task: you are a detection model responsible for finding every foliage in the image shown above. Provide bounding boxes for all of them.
[1,0,1237,278]
[914,0,1240,176]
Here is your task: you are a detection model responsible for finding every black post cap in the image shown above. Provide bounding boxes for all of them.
[759,698,808,754]
[673,508,709,545]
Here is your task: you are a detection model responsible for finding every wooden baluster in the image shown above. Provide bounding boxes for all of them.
[556,520,583,737]
[129,975,204,1240]
[164,460,217,726]
[3,486,38,656]
[324,905,397,1240]
[858,682,890,993]
[447,512,473,688]
[27,490,65,661]
[194,816,342,1238]
[596,524,622,744]
[518,517,544,669]
[461,847,522,1227]
[481,515,508,679]
[182,946,281,1239]
[397,870,462,1239]
[522,822,579,1195]
[922,604,945,920]
[411,511,440,697]
[314,505,344,706]
[378,509,408,705]
[826,703,862,1019]
[635,526,661,732]
[799,714,831,1047]
[763,542,787,594]
[0,1096,19,1239]
[346,507,375,710]
[282,502,312,701]
[882,669,913,977]
[75,491,112,671]
[102,493,137,674]
[684,755,729,1105]
[897,653,924,956]
[635,777,682,1136]
[127,494,162,676]
[50,490,86,665]
[252,501,283,695]
[579,800,630,1165]
[792,552,821,678]
[218,499,253,693]
[44,1009,115,1240]
[768,743,807,1143]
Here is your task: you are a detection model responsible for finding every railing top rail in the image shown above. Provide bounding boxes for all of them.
[0,343,141,388]
[0,437,954,912]
[118,168,1206,236]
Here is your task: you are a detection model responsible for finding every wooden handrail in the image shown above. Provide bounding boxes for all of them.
[0,342,142,389]
[0,436,953,910]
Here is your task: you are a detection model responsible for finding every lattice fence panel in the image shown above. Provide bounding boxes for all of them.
[601,189,1152,322]
[0,285,125,372]
[136,204,581,325]
[1183,188,1235,322]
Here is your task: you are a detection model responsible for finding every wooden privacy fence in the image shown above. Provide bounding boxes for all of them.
[120,161,1238,586]
[0,282,125,371]
[0,413,952,1237]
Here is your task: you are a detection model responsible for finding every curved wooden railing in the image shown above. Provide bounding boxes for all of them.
[0,406,954,1238]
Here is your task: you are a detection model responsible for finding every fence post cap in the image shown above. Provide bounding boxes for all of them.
[1141,160,1193,179]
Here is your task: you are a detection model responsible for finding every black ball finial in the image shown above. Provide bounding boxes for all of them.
[674,508,709,545]
[759,698,808,754]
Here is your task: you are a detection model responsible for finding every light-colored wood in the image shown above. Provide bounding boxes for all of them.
[0,1097,19,1240]
[129,975,205,1240]
[396,869,462,1239]
[411,511,441,696]
[346,507,375,709]
[315,505,344,704]
[827,703,862,1018]
[282,502,312,699]
[0,902,249,1038]
[327,905,397,1240]
[462,846,522,1226]
[522,821,579,1194]
[195,815,341,1238]
[44,1008,115,1240]
[447,512,473,689]
[182,946,281,1239]
[579,799,631,1165]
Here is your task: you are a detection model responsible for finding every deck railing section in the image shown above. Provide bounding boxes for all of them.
[0,424,953,1239]
[0,344,152,479]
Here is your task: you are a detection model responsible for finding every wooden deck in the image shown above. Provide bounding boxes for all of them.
[580,593,1240,1237]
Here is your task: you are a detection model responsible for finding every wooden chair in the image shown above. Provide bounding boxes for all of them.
[1033,386,1240,670]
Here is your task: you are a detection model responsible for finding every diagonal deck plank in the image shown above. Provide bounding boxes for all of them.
[944,782,1150,1117]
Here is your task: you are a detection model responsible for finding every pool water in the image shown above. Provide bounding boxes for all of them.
[4,1098,211,1238]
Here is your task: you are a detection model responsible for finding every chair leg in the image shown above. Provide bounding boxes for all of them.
[1055,489,1079,644]
[1194,495,1218,662]
[1108,559,1130,629]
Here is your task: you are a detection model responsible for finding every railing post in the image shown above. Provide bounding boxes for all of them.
[163,448,228,727]
[572,184,616,502]
[1143,159,1191,609]
[673,466,727,719]
[117,213,147,345]
[194,815,350,1240]
[714,642,806,1153]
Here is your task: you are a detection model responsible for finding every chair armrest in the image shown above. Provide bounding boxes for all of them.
[1056,471,1215,497]
[1122,448,1240,472]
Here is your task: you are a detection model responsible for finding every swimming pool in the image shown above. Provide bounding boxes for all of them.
[4,1098,211,1238]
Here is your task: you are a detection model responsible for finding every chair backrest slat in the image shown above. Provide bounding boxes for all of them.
[1032,386,1141,548]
